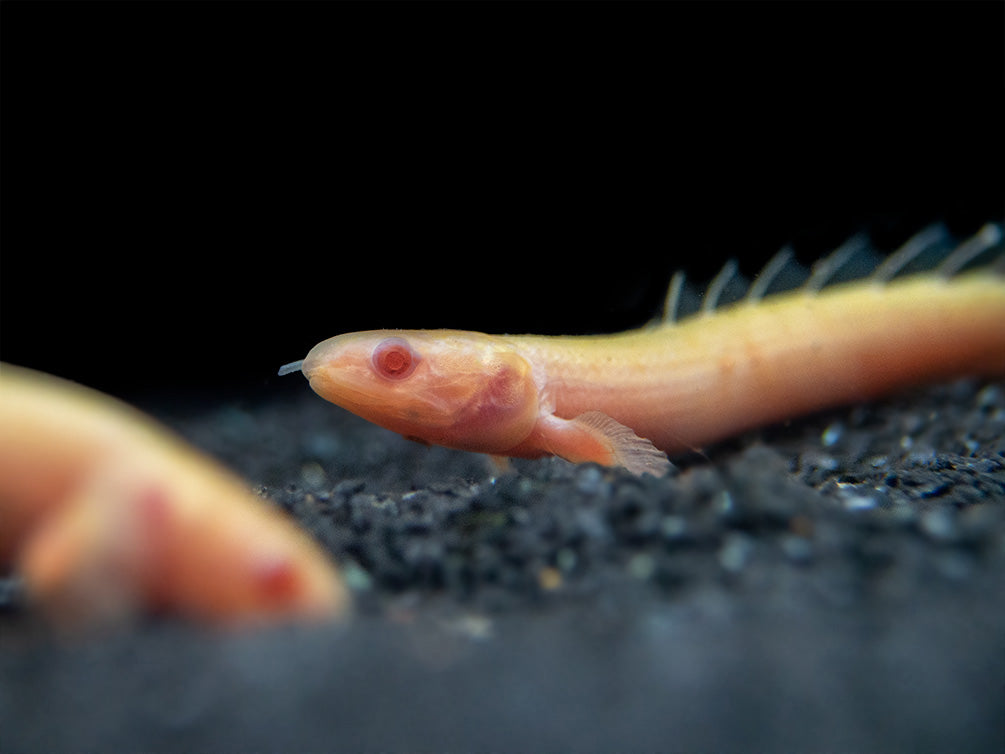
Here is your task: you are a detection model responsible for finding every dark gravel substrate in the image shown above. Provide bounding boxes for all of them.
[2,378,1005,752]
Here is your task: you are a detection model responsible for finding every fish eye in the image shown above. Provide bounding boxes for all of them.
[371,337,419,380]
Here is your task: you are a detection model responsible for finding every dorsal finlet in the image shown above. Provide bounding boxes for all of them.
[803,233,869,293]
[661,270,687,324]
[870,223,949,284]
[657,221,1001,327]
[937,222,1003,279]
[701,259,739,316]
[745,246,794,303]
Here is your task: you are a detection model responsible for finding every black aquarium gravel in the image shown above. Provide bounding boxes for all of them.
[3,378,1003,753]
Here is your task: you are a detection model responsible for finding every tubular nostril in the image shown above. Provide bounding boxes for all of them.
[277,360,304,377]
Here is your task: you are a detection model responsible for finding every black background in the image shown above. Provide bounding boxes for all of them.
[2,1,1002,405]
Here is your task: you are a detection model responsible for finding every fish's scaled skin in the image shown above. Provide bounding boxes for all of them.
[289,231,1005,476]
[0,364,349,629]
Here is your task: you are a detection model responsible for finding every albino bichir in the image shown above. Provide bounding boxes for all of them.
[0,365,349,629]
[281,223,1005,476]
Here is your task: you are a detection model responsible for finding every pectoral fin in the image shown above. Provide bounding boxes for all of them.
[534,411,673,477]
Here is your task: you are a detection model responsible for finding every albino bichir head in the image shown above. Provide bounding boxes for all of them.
[281,330,541,454]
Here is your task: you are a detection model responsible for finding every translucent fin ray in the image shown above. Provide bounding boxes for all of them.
[938,222,1003,278]
[701,259,739,315]
[746,246,795,303]
[803,233,870,292]
[871,223,951,283]
[661,270,687,324]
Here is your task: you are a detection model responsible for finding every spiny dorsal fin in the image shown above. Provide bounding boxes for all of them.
[659,222,1003,326]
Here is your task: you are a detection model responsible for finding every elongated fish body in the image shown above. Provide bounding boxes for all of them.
[507,272,1005,454]
[0,364,348,628]
[284,224,1005,476]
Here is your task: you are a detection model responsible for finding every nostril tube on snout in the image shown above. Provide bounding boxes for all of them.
[277,360,305,377]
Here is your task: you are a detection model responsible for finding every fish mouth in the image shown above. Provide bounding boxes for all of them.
[302,359,372,408]
[300,349,328,381]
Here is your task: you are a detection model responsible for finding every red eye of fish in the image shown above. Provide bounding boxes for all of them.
[372,337,419,380]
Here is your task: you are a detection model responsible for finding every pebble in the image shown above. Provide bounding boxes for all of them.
[780,534,814,564]
[660,515,688,541]
[341,560,374,591]
[718,533,754,573]
[821,421,844,447]
[575,465,610,495]
[837,487,879,511]
[552,547,574,570]
[628,553,656,580]
[975,383,1002,409]
[919,508,959,543]
[299,461,328,489]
